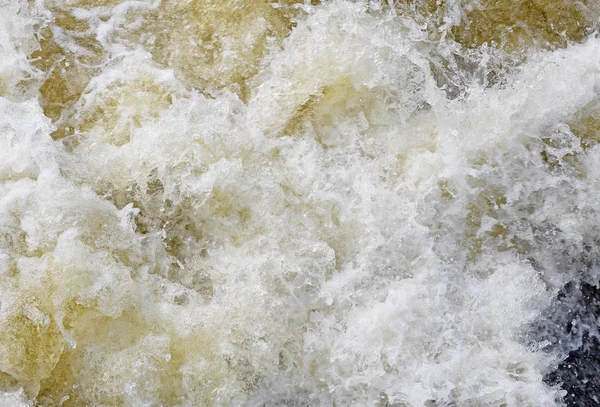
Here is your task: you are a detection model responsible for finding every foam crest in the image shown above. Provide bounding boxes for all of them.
[2,0,600,405]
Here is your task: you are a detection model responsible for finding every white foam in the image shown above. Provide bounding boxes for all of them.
[1,0,600,405]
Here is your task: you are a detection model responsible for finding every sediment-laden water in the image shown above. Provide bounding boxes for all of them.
[2,0,600,405]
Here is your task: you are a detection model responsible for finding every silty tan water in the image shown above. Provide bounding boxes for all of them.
[1,0,600,405]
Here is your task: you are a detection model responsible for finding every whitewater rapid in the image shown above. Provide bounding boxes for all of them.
[2,0,600,405]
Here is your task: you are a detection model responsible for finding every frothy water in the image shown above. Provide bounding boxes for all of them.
[2,0,600,405]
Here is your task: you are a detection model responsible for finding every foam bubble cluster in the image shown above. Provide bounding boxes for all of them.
[2,0,600,405]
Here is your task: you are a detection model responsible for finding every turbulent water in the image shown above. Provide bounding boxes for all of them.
[2,0,600,405]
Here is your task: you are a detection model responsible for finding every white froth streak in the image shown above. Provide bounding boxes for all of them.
[262,32,600,407]
[2,0,600,405]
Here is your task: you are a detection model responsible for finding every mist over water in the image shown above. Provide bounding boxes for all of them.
[2,0,600,405]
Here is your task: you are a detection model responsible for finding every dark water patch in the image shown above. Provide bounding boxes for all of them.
[538,282,600,406]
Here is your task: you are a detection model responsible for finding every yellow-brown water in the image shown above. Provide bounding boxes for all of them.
[2,0,600,405]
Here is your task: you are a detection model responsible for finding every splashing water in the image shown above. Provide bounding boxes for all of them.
[2,0,600,405]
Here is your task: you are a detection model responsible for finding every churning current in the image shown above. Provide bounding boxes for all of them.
[2,0,600,405]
